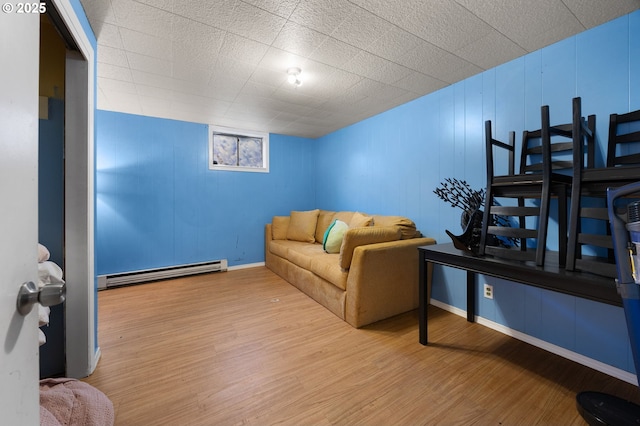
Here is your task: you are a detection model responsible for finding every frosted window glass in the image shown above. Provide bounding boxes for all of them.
[209,126,269,173]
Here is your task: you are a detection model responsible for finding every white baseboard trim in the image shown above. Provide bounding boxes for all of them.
[228,262,265,271]
[429,299,638,386]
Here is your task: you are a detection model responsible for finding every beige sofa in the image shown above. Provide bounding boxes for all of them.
[265,209,436,328]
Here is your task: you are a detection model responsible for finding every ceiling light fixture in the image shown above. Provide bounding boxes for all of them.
[287,67,302,87]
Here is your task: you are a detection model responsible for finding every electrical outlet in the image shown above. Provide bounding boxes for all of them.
[484,284,494,300]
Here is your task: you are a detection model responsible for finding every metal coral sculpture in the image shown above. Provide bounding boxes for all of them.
[434,178,518,254]
[433,178,485,230]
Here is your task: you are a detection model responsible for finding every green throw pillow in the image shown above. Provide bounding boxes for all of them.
[322,219,348,253]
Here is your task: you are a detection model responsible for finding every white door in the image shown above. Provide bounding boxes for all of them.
[0,9,42,425]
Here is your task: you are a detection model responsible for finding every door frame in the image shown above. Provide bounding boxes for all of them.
[51,0,97,378]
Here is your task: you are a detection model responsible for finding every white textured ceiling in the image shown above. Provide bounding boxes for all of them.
[80,0,640,138]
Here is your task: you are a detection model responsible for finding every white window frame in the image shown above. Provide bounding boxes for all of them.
[208,125,269,173]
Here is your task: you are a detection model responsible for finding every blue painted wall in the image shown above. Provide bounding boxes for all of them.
[316,10,640,374]
[96,111,316,274]
[95,11,640,374]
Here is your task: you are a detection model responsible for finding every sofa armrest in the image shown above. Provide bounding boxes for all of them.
[344,237,436,328]
[339,226,402,269]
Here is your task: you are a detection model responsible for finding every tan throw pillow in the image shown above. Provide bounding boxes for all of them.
[334,211,355,224]
[271,216,290,240]
[286,209,320,242]
[372,215,418,239]
[315,210,336,243]
[349,211,373,228]
[339,226,402,269]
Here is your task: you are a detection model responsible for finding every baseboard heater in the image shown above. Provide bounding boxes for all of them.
[98,259,228,289]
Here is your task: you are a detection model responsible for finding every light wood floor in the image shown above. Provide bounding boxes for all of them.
[83,267,640,425]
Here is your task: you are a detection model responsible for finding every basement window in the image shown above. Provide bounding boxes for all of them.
[208,125,269,173]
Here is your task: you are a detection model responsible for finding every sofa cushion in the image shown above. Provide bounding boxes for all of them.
[268,238,347,290]
[269,239,291,258]
[272,216,290,240]
[309,254,348,291]
[315,210,336,243]
[269,239,320,259]
[339,226,402,269]
[372,215,418,239]
[349,211,373,227]
[323,219,349,253]
[287,243,325,270]
[286,209,320,243]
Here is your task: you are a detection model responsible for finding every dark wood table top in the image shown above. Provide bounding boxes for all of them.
[419,243,621,306]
